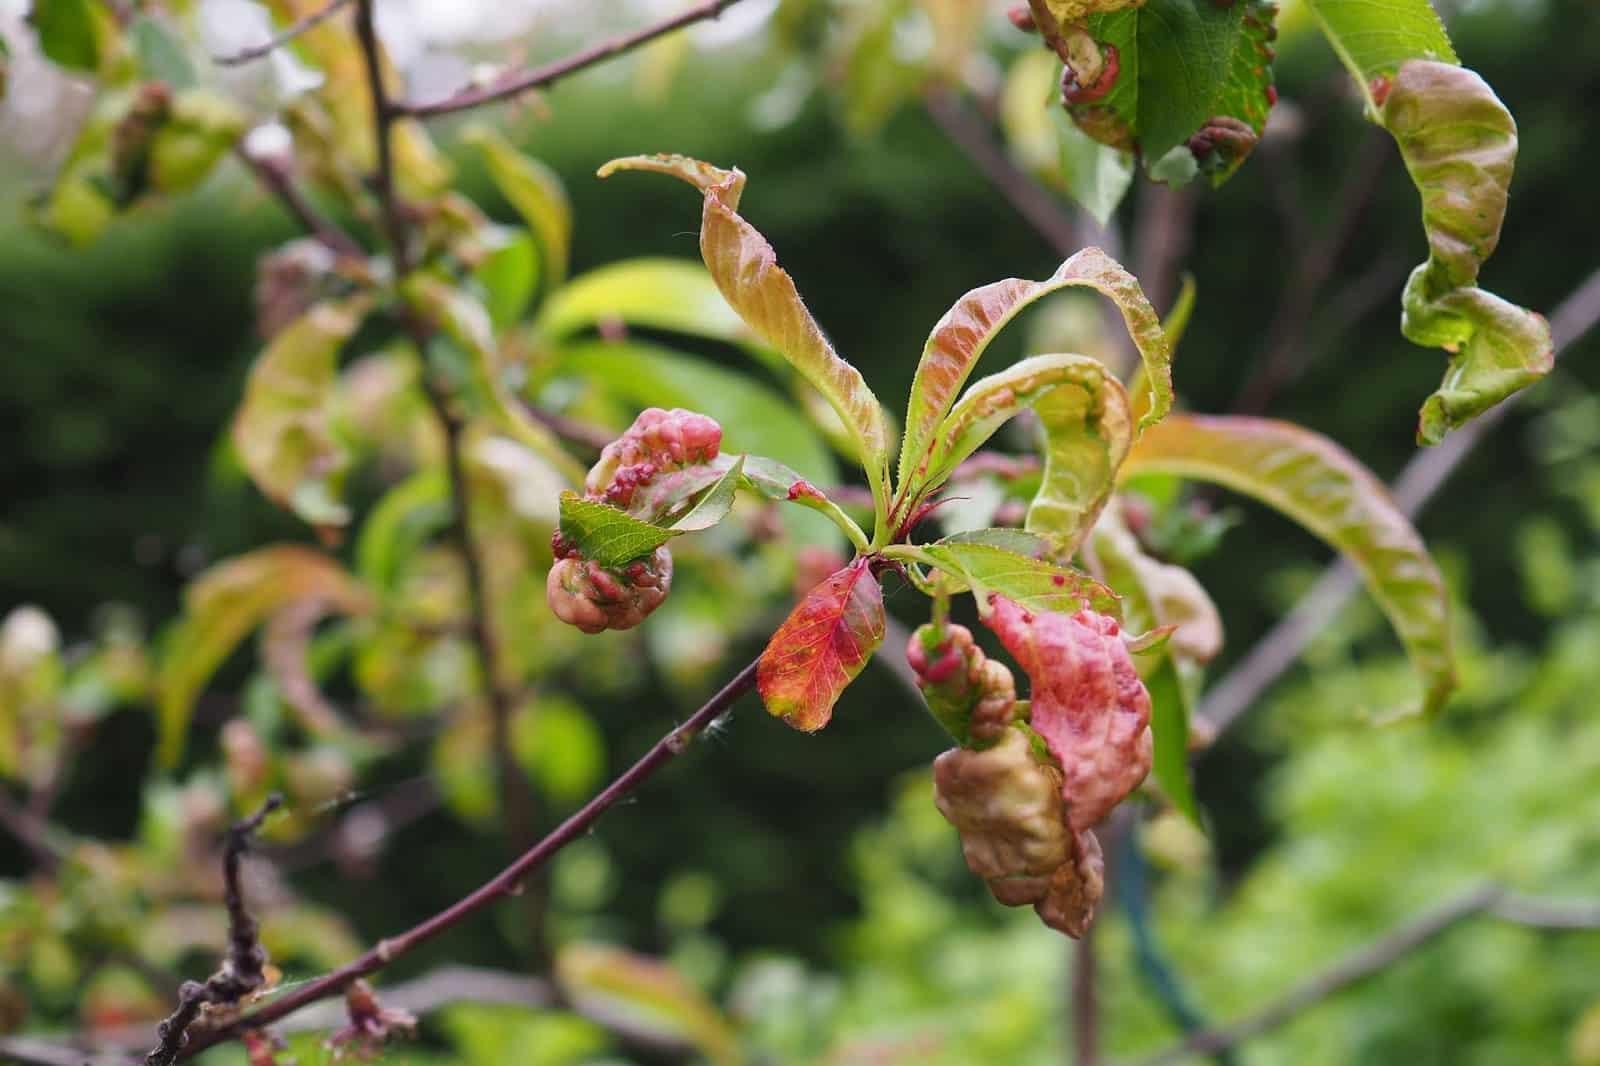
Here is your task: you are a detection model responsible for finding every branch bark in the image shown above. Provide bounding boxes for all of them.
[398,0,749,118]
[212,0,354,67]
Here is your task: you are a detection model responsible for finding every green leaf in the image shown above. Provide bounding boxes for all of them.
[402,274,587,487]
[898,246,1169,510]
[231,296,372,531]
[1072,0,1278,184]
[474,226,540,329]
[758,558,885,732]
[671,455,743,532]
[1121,414,1455,715]
[1001,49,1133,225]
[512,697,606,806]
[919,538,1121,618]
[1144,656,1200,823]
[157,547,371,766]
[558,493,679,568]
[1302,0,1455,113]
[30,0,102,72]
[355,472,451,593]
[1382,62,1553,445]
[922,353,1134,555]
[555,945,741,1066]
[131,15,197,89]
[464,125,572,288]
[538,258,752,346]
[599,155,894,519]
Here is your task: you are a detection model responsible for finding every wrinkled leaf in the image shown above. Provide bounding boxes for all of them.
[599,155,893,513]
[157,547,371,765]
[232,296,372,530]
[556,945,740,1066]
[1001,49,1133,225]
[922,353,1134,554]
[920,538,1121,618]
[465,125,572,288]
[1381,62,1553,445]
[899,245,1168,504]
[1302,0,1455,113]
[1121,414,1455,714]
[1072,0,1278,184]
[758,558,885,731]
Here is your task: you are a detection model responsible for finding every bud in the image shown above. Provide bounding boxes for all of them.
[907,623,1016,744]
[547,546,674,634]
[982,597,1152,832]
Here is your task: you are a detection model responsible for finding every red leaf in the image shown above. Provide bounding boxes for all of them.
[983,597,1151,831]
[758,558,885,731]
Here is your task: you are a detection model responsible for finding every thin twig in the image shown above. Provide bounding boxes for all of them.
[0,787,63,872]
[173,658,760,1060]
[234,143,364,258]
[351,0,409,275]
[1072,925,1099,1066]
[923,87,1085,259]
[1200,265,1600,738]
[398,0,749,118]
[212,0,353,67]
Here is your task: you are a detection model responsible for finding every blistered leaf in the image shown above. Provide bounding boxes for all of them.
[1382,62,1553,444]
[908,622,1018,745]
[232,296,373,531]
[920,537,1121,619]
[157,547,371,765]
[1001,49,1133,225]
[983,597,1152,831]
[758,558,885,731]
[919,353,1134,554]
[556,945,740,1066]
[464,125,572,288]
[1301,0,1456,113]
[403,274,586,487]
[1070,0,1278,184]
[599,155,893,512]
[899,246,1169,504]
[1121,414,1455,714]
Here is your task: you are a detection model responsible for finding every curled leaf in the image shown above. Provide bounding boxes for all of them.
[599,155,893,512]
[157,547,371,765]
[983,597,1152,831]
[1121,414,1455,714]
[1381,61,1553,444]
[758,558,885,731]
[907,622,1018,745]
[899,246,1169,502]
[232,296,373,532]
[923,353,1134,554]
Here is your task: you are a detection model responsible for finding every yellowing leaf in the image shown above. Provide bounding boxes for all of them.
[232,296,373,531]
[157,547,371,765]
[758,558,885,731]
[599,155,893,515]
[920,536,1121,618]
[1121,414,1455,714]
[1381,61,1553,445]
[921,353,1134,554]
[898,246,1169,507]
[464,125,572,288]
[556,945,741,1066]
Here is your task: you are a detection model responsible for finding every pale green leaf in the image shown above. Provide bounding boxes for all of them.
[1121,414,1455,714]
[671,456,743,532]
[1302,0,1456,113]
[538,258,752,346]
[132,15,196,89]
[512,697,606,806]
[920,539,1121,618]
[474,226,539,329]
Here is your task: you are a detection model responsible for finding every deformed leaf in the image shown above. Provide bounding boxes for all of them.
[1302,0,1456,114]
[157,547,371,765]
[923,353,1134,554]
[898,245,1169,505]
[758,558,885,731]
[232,295,373,531]
[1381,61,1553,445]
[1002,48,1133,225]
[1121,414,1455,714]
[556,944,740,1066]
[599,155,893,512]
[920,538,1121,618]
[464,125,572,288]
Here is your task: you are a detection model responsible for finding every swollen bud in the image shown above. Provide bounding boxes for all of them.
[907,622,1016,745]
[547,546,674,634]
[584,407,722,506]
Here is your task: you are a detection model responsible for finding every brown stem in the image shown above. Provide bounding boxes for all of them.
[399,0,749,119]
[212,0,354,67]
[1071,925,1099,1066]
[351,0,410,275]
[233,144,364,258]
[0,787,62,873]
[174,658,759,1060]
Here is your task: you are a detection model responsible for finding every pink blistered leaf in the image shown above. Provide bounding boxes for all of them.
[983,596,1152,831]
[758,558,885,731]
